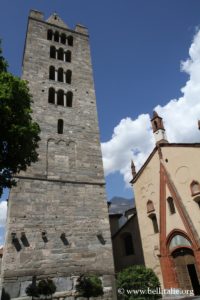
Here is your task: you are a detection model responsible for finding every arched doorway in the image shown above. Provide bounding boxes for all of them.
[168,232,200,295]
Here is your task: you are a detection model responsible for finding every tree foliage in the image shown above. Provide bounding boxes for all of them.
[26,278,56,299]
[0,40,40,196]
[38,279,56,298]
[117,265,161,300]
[76,274,104,299]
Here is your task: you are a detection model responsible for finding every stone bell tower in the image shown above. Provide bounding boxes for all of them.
[1,10,115,298]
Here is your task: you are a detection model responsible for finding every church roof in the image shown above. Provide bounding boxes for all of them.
[46,13,68,29]
[130,143,200,184]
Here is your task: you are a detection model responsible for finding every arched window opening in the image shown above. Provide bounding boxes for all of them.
[66,70,72,84]
[154,120,158,129]
[57,48,64,61]
[49,66,55,80]
[147,200,155,213]
[58,68,64,82]
[68,36,73,46]
[57,119,64,134]
[167,197,176,214]
[60,33,66,44]
[50,46,56,59]
[190,180,200,196]
[48,88,55,104]
[66,91,73,107]
[169,234,191,251]
[47,29,53,40]
[54,31,59,42]
[57,90,64,106]
[65,50,71,62]
[123,233,134,256]
[148,213,159,234]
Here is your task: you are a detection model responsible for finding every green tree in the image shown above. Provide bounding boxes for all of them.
[76,274,104,299]
[0,40,40,196]
[117,265,161,300]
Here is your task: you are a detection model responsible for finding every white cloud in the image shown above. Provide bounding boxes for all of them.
[0,201,7,228]
[102,29,200,187]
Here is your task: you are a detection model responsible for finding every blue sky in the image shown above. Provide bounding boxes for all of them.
[0,0,200,204]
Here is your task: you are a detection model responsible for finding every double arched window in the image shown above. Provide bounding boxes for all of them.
[48,88,73,108]
[47,29,73,46]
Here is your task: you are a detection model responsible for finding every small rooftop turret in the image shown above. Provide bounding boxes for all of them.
[151,111,168,144]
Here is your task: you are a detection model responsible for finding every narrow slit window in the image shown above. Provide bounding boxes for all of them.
[167,197,176,214]
[58,68,64,82]
[61,33,66,45]
[66,70,72,84]
[48,88,55,104]
[148,214,159,234]
[68,36,73,46]
[58,48,64,61]
[65,50,71,62]
[49,66,55,80]
[66,91,73,107]
[57,119,64,134]
[50,46,56,59]
[54,31,59,42]
[57,90,64,106]
[47,29,53,40]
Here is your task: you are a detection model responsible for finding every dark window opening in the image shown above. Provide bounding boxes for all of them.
[190,180,200,196]
[50,46,56,59]
[58,48,64,60]
[123,234,134,256]
[66,70,72,84]
[66,91,73,107]
[151,215,159,233]
[147,200,155,213]
[68,36,73,46]
[49,66,55,80]
[65,50,71,62]
[167,197,176,214]
[61,33,66,44]
[54,31,59,42]
[57,90,64,106]
[154,120,158,129]
[58,68,64,82]
[57,119,64,134]
[48,88,55,104]
[47,29,53,40]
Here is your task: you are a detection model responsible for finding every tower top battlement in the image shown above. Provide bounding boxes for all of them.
[29,9,88,35]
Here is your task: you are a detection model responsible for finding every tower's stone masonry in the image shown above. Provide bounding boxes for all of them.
[1,10,115,299]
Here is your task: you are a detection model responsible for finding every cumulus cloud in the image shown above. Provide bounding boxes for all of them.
[0,201,7,228]
[102,29,200,186]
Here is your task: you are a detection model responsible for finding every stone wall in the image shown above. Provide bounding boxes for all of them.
[1,10,116,299]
